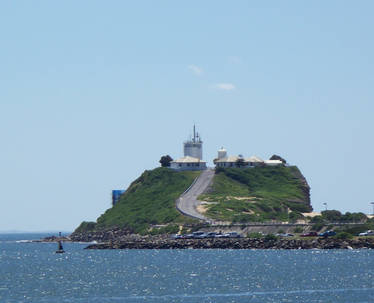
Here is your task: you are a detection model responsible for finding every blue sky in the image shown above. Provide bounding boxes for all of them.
[1,1,374,231]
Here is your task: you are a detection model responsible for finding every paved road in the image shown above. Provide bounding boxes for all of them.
[176,168,215,221]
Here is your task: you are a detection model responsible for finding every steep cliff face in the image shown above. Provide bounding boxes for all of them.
[288,166,312,211]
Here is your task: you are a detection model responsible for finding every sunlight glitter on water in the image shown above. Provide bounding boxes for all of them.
[1,234,374,303]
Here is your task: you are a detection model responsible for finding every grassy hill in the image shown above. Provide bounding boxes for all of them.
[74,165,312,235]
[199,166,312,223]
[75,168,200,234]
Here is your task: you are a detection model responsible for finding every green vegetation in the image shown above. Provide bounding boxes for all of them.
[74,221,97,233]
[335,232,354,240]
[264,234,278,241]
[247,232,264,239]
[311,223,324,231]
[309,210,368,224]
[159,155,173,167]
[335,223,374,236]
[149,224,179,235]
[199,166,311,223]
[76,168,200,234]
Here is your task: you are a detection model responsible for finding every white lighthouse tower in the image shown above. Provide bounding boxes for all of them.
[183,125,203,160]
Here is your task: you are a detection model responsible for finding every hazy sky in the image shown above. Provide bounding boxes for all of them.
[1,1,374,231]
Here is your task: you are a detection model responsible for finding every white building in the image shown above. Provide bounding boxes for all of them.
[170,156,207,171]
[264,159,283,166]
[214,148,283,168]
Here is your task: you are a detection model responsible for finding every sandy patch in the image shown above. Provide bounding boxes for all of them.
[226,196,257,201]
[196,205,208,214]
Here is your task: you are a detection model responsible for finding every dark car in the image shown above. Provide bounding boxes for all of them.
[192,231,207,239]
[224,232,241,238]
[318,230,336,237]
[300,232,318,237]
[205,232,218,238]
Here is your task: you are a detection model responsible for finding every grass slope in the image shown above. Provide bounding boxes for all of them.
[91,168,200,233]
[200,166,311,223]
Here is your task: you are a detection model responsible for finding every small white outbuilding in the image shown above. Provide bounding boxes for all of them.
[170,156,207,171]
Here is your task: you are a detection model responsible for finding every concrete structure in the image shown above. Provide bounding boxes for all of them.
[170,156,207,171]
[217,147,227,159]
[183,125,203,160]
[170,125,206,171]
[264,159,283,166]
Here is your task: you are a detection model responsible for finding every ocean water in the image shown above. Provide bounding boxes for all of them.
[0,233,373,303]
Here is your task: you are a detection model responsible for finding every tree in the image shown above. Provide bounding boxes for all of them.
[235,158,246,168]
[159,155,173,167]
[321,210,342,222]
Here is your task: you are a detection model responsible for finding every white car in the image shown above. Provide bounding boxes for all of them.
[358,230,374,236]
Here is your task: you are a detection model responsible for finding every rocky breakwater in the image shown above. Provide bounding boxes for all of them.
[85,236,374,250]
[70,228,132,242]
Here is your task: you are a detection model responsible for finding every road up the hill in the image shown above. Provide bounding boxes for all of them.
[176,168,215,222]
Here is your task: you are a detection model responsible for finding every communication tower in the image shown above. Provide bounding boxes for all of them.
[183,125,203,160]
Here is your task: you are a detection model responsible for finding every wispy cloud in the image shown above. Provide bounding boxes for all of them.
[213,83,236,91]
[188,65,203,76]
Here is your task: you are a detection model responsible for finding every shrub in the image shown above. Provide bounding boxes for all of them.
[321,210,342,222]
[150,224,179,235]
[311,223,324,231]
[335,232,353,240]
[264,234,278,241]
[293,227,303,233]
[341,212,367,223]
[289,211,303,222]
[247,232,264,239]
[310,216,324,223]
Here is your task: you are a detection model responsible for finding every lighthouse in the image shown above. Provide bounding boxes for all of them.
[183,125,203,160]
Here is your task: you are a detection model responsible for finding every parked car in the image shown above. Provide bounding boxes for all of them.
[276,233,294,237]
[318,230,336,237]
[205,232,218,238]
[192,231,207,239]
[300,232,318,237]
[170,234,184,239]
[224,232,241,238]
[358,230,374,236]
